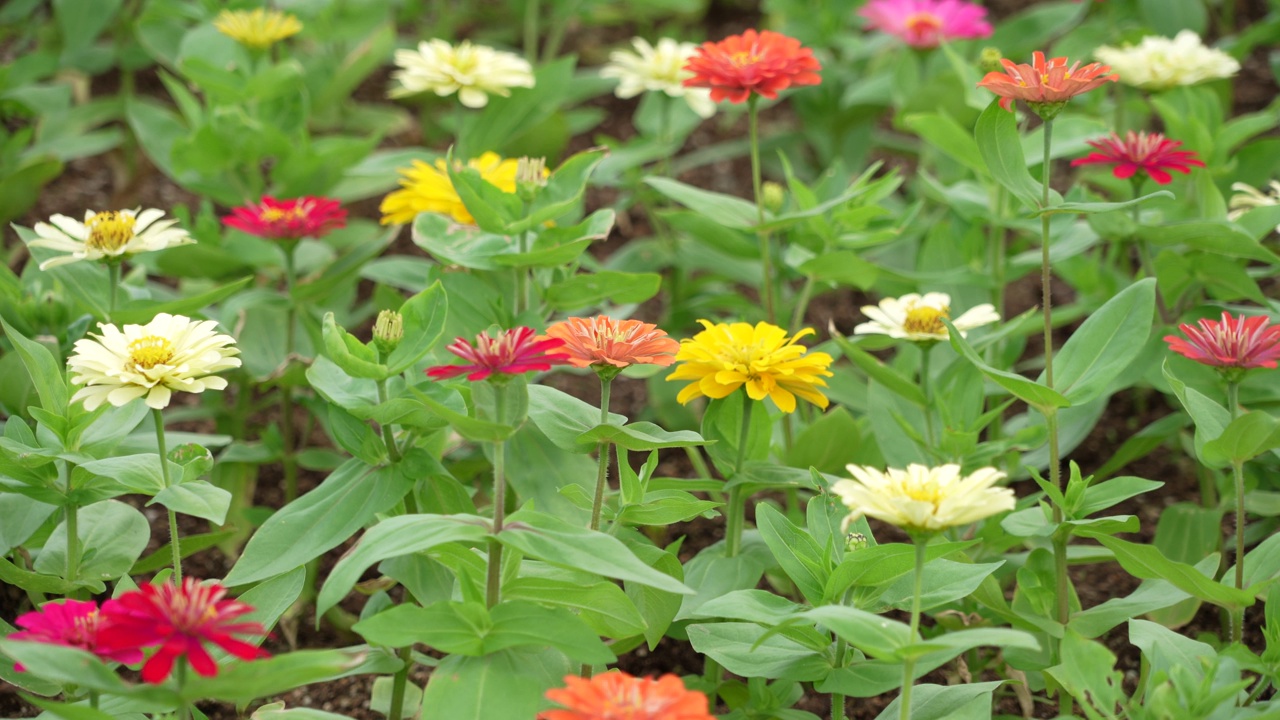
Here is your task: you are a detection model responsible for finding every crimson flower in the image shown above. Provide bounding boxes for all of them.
[1071,131,1204,185]
[8,600,143,671]
[977,51,1117,116]
[1165,312,1280,371]
[426,327,571,382]
[96,579,269,684]
[540,672,714,720]
[682,29,821,104]
[859,0,993,48]
[222,195,347,240]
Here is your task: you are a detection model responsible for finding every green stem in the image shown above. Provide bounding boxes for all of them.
[65,500,80,585]
[388,646,413,720]
[833,692,846,720]
[154,409,181,583]
[89,690,98,710]
[177,659,190,720]
[919,343,936,449]
[725,398,755,558]
[790,275,815,331]
[1040,119,1055,392]
[747,95,777,324]
[522,0,540,61]
[1227,380,1246,643]
[900,538,928,720]
[486,384,508,608]
[281,242,300,504]
[376,379,402,464]
[106,262,121,319]
[516,229,530,315]
[589,375,614,532]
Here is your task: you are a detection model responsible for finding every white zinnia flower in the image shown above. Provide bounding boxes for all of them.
[390,39,534,108]
[854,292,999,342]
[600,37,716,119]
[1094,31,1240,90]
[28,208,195,270]
[1227,181,1280,222]
[68,313,241,411]
[832,464,1015,533]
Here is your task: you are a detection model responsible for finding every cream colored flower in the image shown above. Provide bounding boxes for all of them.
[68,314,241,411]
[833,464,1015,533]
[28,209,195,270]
[600,37,716,119]
[854,292,998,342]
[213,8,302,50]
[390,39,534,108]
[1095,31,1240,90]
[1227,181,1280,222]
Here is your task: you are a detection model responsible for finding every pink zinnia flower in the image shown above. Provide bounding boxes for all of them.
[1071,131,1205,185]
[96,579,269,684]
[426,327,571,382]
[682,29,822,104]
[859,0,992,48]
[9,600,143,671]
[977,51,1117,114]
[1164,312,1280,370]
[222,195,347,240]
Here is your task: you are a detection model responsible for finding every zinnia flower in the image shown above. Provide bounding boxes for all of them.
[1095,31,1240,91]
[67,313,241,411]
[832,464,1015,533]
[977,51,1117,116]
[379,152,520,225]
[858,0,993,48]
[1070,131,1204,185]
[540,671,714,720]
[8,600,143,671]
[27,208,195,270]
[213,8,302,50]
[1164,311,1280,370]
[682,29,822,104]
[390,39,534,108]
[222,195,347,240]
[1227,181,1280,221]
[854,293,999,342]
[666,320,834,413]
[544,316,680,370]
[96,579,268,684]
[427,327,571,382]
[601,38,716,118]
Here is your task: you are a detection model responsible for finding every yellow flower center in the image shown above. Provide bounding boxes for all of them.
[128,335,176,369]
[902,306,950,336]
[86,211,136,252]
[903,482,943,505]
[261,207,303,222]
[729,51,761,67]
[905,12,943,33]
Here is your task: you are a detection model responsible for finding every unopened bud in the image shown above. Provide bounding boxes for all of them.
[761,181,786,213]
[846,532,869,552]
[979,47,1003,74]
[516,156,548,201]
[373,310,403,356]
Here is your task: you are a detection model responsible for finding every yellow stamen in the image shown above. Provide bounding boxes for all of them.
[86,212,136,253]
[128,335,176,369]
[905,12,943,33]
[902,306,950,336]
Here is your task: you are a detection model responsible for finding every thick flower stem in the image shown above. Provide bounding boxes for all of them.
[154,409,181,583]
[726,399,754,558]
[1040,119,1056,393]
[281,242,300,504]
[375,379,403,464]
[747,95,777,324]
[919,344,936,449]
[522,0,539,61]
[516,228,531,315]
[177,661,190,720]
[1227,380,1246,642]
[64,501,80,585]
[900,538,927,720]
[589,376,614,532]
[388,645,413,720]
[486,437,507,609]
[106,261,121,319]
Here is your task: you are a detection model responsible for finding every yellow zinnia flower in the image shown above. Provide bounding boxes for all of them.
[666,320,833,413]
[832,464,1015,534]
[379,152,520,226]
[213,8,302,50]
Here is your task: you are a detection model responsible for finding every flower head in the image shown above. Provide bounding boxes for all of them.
[859,0,993,48]
[540,671,714,720]
[391,39,534,108]
[222,196,347,241]
[427,327,571,382]
[666,320,833,413]
[96,579,268,684]
[67,313,241,411]
[1164,311,1280,371]
[373,309,404,355]
[601,38,716,118]
[379,152,520,225]
[27,208,195,270]
[855,293,998,342]
[977,51,1117,116]
[213,8,302,50]
[9,600,143,671]
[682,29,822,104]
[1227,181,1280,222]
[833,464,1015,534]
[1070,131,1204,185]
[1095,31,1240,91]
[544,316,681,371]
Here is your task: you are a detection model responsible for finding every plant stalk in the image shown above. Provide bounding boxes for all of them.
[64,501,80,584]
[376,378,403,464]
[107,262,121,319]
[388,646,413,720]
[919,343,936,449]
[747,95,777,324]
[589,375,614,532]
[281,242,300,503]
[900,538,928,720]
[154,409,181,582]
[1227,380,1246,642]
[725,398,754,558]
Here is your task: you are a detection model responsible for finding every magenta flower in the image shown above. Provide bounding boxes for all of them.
[1071,131,1205,185]
[96,579,269,684]
[426,327,571,382]
[1164,312,1280,370]
[8,600,143,671]
[859,0,992,48]
[222,195,347,240]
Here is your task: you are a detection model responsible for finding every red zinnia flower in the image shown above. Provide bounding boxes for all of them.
[539,672,714,720]
[96,579,269,684]
[543,316,680,370]
[222,195,347,240]
[1070,131,1205,185]
[426,327,571,382]
[682,29,821,104]
[977,51,1117,114]
[9,600,143,671]
[1165,312,1280,370]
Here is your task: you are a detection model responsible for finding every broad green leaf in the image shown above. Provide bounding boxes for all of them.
[111,276,254,324]
[321,312,387,380]
[505,576,647,639]
[1129,618,1214,685]
[1162,359,1231,466]
[756,503,828,605]
[903,112,987,176]
[690,589,808,625]
[543,271,662,311]
[945,319,1070,411]
[150,480,231,525]
[410,386,517,443]
[686,622,830,682]
[420,648,567,720]
[1041,278,1155,404]
[527,384,626,453]
[873,560,1004,613]
[803,605,913,659]
[34,500,149,586]
[0,317,68,418]
[1044,629,1125,714]
[1139,222,1280,265]
[1039,192,1174,217]
[1076,532,1256,608]
[644,176,757,228]
[385,281,449,375]
[576,421,706,451]
[974,99,1040,207]
[623,539,684,649]
[1202,411,1280,466]
[182,649,366,704]
[1070,555,1218,638]
[875,682,1002,720]
[1076,476,1164,517]
[829,332,926,406]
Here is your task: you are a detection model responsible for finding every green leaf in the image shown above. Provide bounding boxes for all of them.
[624,540,684,649]
[1162,359,1232,466]
[544,271,662,311]
[875,682,1003,720]
[150,480,232,524]
[385,281,449,375]
[829,332,926,406]
[686,622,830,681]
[615,490,720,527]
[903,112,987,176]
[1041,278,1155,404]
[0,641,168,700]
[410,386,517,443]
[182,649,366,705]
[873,560,1004,614]
[1076,532,1256,609]
[974,98,1041,207]
[1044,629,1125,714]
[1202,411,1280,466]
[1129,618,1214,685]
[420,648,568,720]
[111,276,254,324]
[1138,222,1280,265]
[944,318,1070,411]
[756,504,828,605]
[0,316,68,418]
[34,500,149,586]
[321,313,387,380]
[644,176,758,228]
[1070,555,1218,638]
[796,251,879,289]
[1076,476,1164,517]
[803,605,913,659]
[489,210,612,268]
[1039,191,1174,217]
[505,576,647,639]
[576,422,706,451]
[526,384,626,453]
[691,588,808,625]
[510,148,608,234]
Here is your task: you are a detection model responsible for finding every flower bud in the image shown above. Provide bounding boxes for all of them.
[516,156,548,201]
[761,181,786,214]
[845,532,869,552]
[373,310,404,356]
[979,47,1003,74]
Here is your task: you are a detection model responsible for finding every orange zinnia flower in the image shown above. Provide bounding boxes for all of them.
[682,29,821,104]
[544,316,680,370]
[977,51,1117,117]
[540,672,714,720]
